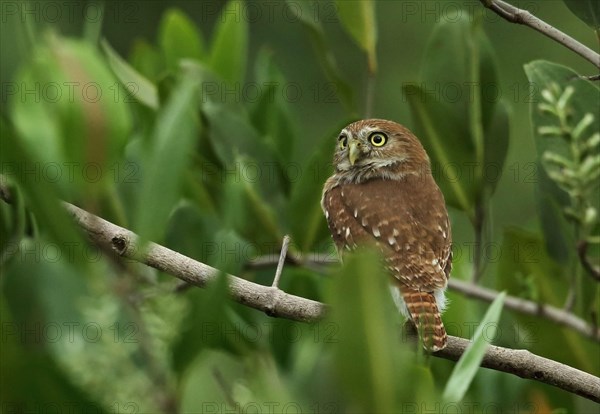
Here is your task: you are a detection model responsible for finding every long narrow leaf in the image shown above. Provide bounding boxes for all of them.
[285,0,354,112]
[209,0,248,84]
[335,0,378,72]
[442,291,506,402]
[101,39,159,110]
[135,75,200,243]
[159,8,206,71]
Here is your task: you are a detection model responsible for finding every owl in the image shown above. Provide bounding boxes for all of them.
[321,119,452,351]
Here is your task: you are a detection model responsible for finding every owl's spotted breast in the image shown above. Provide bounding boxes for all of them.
[322,174,451,291]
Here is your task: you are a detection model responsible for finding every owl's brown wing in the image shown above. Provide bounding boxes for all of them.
[322,177,373,255]
[331,174,451,291]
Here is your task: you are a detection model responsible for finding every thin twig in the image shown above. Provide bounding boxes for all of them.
[564,288,577,312]
[480,0,600,70]
[448,279,599,342]
[1,185,598,402]
[577,240,600,282]
[272,235,290,288]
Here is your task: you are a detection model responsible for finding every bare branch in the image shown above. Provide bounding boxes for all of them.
[106,227,325,323]
[0,182,598,402]
[448,279,600,341]
[480,0,600,70]
[433,335,600,403]
[272,235,291,288]
[577,240,600,282]
[247,254,600,343]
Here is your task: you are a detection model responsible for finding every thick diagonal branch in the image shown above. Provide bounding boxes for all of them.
[0,183,598,403]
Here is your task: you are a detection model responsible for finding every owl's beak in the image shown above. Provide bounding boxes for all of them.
[348,140,361,165]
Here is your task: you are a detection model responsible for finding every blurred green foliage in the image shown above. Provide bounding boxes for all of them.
[1,1,599,413]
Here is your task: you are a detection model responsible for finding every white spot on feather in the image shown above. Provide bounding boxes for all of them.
[388,236,396,246]
[393,229,399,237]
[431,258,439,266]
[372,226,380,237]
[438,225,446,238]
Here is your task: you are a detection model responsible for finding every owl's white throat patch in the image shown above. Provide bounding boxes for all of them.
[335,159,409,184]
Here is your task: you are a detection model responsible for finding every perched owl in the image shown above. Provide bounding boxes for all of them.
[321,119,452,351]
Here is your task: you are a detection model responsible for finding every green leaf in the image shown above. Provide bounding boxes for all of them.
[404,15,509,216]
[496,228,564,301]
[182,166,218,213]
[240,174,283,245]
[287,123,345,251]
[250,48,297,166]
[0,179,26,262]
[483,101,510,194]
[562,0,600,30]
[159,8,205,72]
[101,39,159,110]
[219,156,283,246]
[11,36,132,199]
[536,166,574,263]
[129,39,163,81]
[202,99,288,207]
[10,65,64,166]
[135,74,200,243]
[1,300,106,413]
[335,0,378,72]
[178,350,245,410]
[495,228,595,372]
[203,101,271,168]
[3,238,90,343]
[171,271,231,376]
[443,291,506,402]
[180,349,300,409]
[421,16,499,130]
[285,0,355,112]
[403,84,475,215]
[164,201,216,261]
[83,1,104,44]
[524,60,600,262]
[1,119,84,249]
[209,0,248,84]
[327,249,399,412]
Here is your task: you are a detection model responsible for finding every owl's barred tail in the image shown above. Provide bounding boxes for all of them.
[403,290,447,351]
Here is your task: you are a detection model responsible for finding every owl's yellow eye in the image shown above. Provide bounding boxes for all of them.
[339,135,348,149]
[369,132,387,147]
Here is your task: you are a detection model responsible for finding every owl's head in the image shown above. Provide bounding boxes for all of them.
[332,119,430,183]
